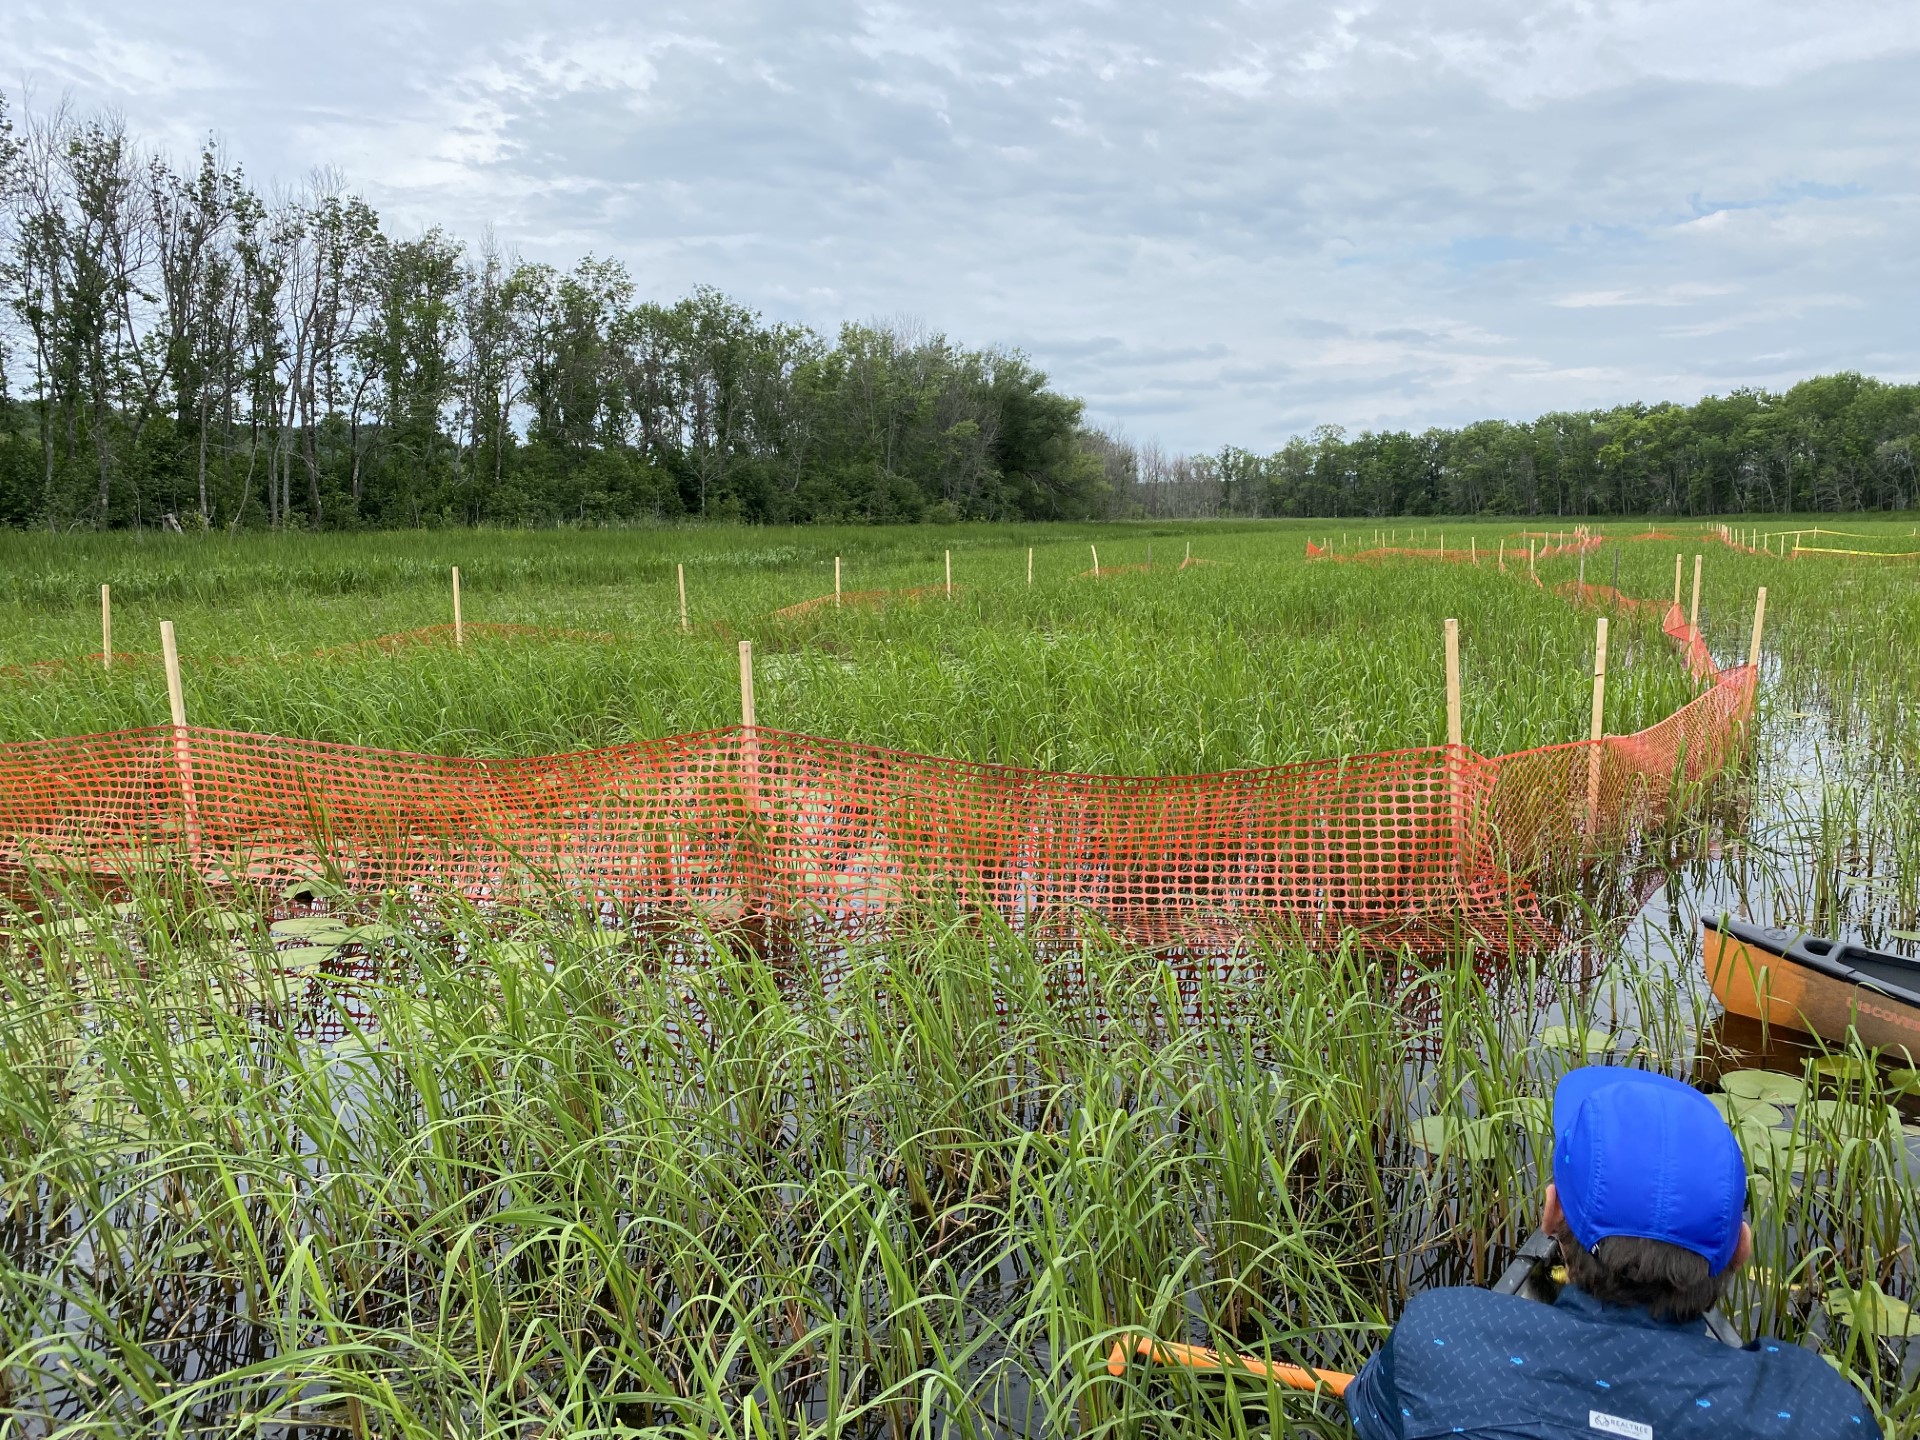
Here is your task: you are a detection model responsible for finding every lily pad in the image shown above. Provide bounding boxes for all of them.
[272,945,341,972]
[1711,1093,1784,1128]
[488,940,548,964]
[1410,1114,1497,1162]
[1736,1120,1807,1175]
[1807,1055,1874,1082]
[271,916,358,942]
[1800,1098,1901,1134]
[20,915,98,943]
[1504,1097,1551,1132]
[1822,1280,1919,1338]
[1536,1024,1614,1054]
[1721,1069,1808,1106]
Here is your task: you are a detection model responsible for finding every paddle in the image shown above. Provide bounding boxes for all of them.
[1104,1334,1353,1396]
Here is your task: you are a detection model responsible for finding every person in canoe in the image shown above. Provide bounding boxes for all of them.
[1346,1065,1877,1440]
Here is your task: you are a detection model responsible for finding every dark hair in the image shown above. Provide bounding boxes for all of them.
[1554,1226,1731,1323]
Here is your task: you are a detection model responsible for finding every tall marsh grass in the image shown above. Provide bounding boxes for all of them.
[0,882,1915,1436]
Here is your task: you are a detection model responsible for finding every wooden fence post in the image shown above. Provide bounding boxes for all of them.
[946,549,953,599]
[159,620,201,858]
[452,566,463,648]
[739,639,756,727]
[835,556,842,609]
[678,563,689,632]
[1444,619,1462,749]
[1673,554,1682,606]
[1586,616,1609,831]
[101,584,112,670]
[1690,555,1703,635]
[1748,587,1768,669]
[161,621,187,730]
[1028,546,1033,585]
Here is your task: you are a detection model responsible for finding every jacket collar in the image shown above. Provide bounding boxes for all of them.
[1555,1284,1710,1333]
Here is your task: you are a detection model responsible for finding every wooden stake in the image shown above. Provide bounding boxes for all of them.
[1589,617,1609,745]
[739,640,756,727]
[1529,539,1536,579]
[101,584,112,670]
[1690,555,1703,635]
[1028,546,1034,585]
[946,549,953,599]
[160,620,201,857]
[1443,619,1462,749]
[1090,543,1099,577]
[1586,616,1609,828]
[1673,554,1682,605]
[1499,538,1505,570]
[451,566,464,648]
[1471,537,1476,564]
[678,563,689,632]
[161,620,188,729]
[834,556,842,608]
[1748,587,1768,669]
[1578,551,1586,593]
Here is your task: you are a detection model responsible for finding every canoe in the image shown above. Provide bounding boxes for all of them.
[1704,916,1920,1058]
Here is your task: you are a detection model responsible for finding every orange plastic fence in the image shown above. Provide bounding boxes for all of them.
[0,590,1752,955]
[1305,536,1601,565]
[770,586,950,620]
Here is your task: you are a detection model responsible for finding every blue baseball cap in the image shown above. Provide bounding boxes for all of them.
[1551,1065,1747,1274]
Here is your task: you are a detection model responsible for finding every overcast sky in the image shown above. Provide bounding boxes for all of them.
[7,0,1918,452]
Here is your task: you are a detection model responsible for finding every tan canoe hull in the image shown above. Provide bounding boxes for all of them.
[1703,922,1920,1061]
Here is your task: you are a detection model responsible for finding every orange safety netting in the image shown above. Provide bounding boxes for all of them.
[1305,535,1602,565]
[0,593,1752,956]
[769,586,952,620]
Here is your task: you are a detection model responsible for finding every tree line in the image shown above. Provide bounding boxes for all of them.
[0,97,1105,530]
[1088,372,1920,520]
[1,94,1914,531]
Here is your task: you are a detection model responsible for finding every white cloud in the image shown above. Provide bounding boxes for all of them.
[1,0,1916,448]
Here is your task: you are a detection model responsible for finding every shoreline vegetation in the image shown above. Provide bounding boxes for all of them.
[4,96,1920,534]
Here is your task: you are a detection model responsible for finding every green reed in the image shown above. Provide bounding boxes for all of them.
[0,877,1914,1437]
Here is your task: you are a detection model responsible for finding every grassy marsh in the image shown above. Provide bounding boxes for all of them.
[1,516,1918,1435]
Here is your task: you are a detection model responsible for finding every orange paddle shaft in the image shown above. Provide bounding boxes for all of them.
[1107,1334,1354,1396]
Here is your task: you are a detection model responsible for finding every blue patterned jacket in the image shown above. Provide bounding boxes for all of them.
[1346,1285,1876,1440]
